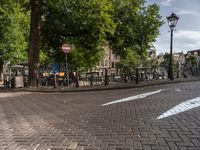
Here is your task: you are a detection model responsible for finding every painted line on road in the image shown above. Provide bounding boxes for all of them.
[0,92,31,98]
[157,97,200,120]
[175,88,181,92]
[102,89,165,106]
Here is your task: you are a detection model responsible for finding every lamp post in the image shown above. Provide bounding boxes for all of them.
[167,12,179,80]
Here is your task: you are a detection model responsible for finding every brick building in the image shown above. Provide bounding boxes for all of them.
[95,46,120,79]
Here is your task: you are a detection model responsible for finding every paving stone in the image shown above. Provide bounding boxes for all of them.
[0,81,200,150]
[151,145,170,150]
[167,142,179,150]
[142,145,151,150]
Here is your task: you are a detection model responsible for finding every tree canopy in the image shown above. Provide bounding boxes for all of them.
[41,0,116,69]
[110,1,163,62]
[41,0,163,71]
[0,0,163,86]
[0,1,30,64]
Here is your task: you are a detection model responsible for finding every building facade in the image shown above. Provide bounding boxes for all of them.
[95,46,120,79]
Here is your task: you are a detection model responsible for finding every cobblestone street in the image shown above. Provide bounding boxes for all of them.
[1,81,200,150]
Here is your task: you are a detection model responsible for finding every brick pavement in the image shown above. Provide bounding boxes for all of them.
[0,81,200,149]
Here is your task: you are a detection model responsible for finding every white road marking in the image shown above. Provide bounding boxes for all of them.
[157,97,200,120]
[175,89,181,92]
[102,89,165,106]
[0,92,30,98]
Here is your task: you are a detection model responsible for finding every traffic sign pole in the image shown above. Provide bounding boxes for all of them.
[62,44,71,87]
[66,53,69,86]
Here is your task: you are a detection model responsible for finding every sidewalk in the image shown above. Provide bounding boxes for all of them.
[8,77,199,92]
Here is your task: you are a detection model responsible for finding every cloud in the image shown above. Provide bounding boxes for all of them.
[160,0,175,6]
[176,9,200,16]
[173,30,200,51]
[175,30,200,41]
[154,30,200,53]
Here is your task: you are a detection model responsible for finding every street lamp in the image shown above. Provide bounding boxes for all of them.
[167,12,179,80]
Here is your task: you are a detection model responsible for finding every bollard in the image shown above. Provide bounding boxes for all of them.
[36,74,39,88]
[104,68,108,86]
[135,68,139,84]
[90,74,93,86]
[75,71,79,88]
[54,74,57,88]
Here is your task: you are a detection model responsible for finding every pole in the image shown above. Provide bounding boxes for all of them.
[53,73,57,88]
[75,70,79,88]
[105,68,108,86]
[135,68,139,84]
[169,28,174,80]
[66,53,69,86]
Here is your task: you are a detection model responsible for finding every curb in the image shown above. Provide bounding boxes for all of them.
[14,78,200,93]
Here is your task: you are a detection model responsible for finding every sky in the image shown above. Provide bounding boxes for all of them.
[147,0,200,54]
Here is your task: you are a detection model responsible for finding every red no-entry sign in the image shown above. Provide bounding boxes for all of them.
[62,43,71,53]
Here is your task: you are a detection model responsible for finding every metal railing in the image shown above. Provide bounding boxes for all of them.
[3,66,200,88]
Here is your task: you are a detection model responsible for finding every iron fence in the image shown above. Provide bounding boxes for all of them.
[3,65,200,88]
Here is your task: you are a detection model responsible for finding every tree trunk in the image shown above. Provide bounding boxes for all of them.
[28,0,42,87]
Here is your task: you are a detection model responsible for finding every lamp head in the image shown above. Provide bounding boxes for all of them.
[167,12,179,29]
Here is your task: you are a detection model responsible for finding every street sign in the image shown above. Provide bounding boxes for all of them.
[61,43,71,86]
[62,43,71,53]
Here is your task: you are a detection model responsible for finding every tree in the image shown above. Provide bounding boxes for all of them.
[28,0,42,87]
[41,0,163,73]
[160,53,177,78]
[0,1,30,81]
[116,48,141,72]
[185,55,198,77]
[185,55,198,67]
[110,0,163,68]
[41,0,115,71]
[1,0,163,86]
[0,1,30,62]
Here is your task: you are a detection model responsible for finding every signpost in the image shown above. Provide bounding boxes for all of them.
[62,44,71,86]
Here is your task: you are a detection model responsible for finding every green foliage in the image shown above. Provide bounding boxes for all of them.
[0,0,163,72]
[39,49,51,66]
[70,46,105,71]
[116,48,141,72]
[41,0,163,71]
[160,53,177,74]
[185,55,198,68]
[160,53,170,69]
[0,1,30,64]
[145,58,159,68]
[41,0,115,70]
[110,1,163,68]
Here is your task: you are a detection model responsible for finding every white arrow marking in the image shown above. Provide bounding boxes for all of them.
[157,97,200,120]
[102,89,165,106]
[175,89,181,92]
